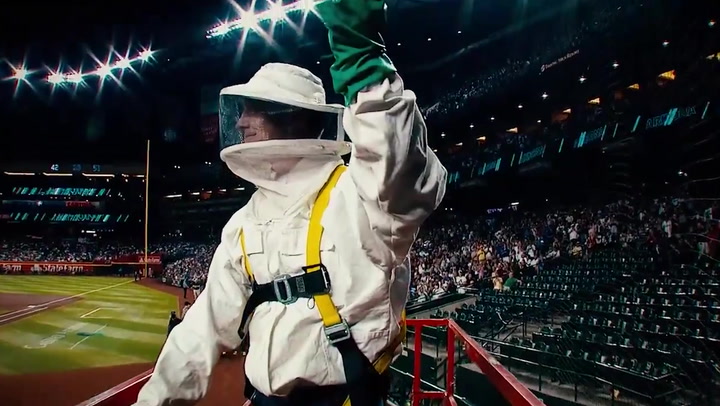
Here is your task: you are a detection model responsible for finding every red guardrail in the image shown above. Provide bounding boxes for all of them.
[406,318,544,406]
[76,369,153,406]
[77,319,544,406]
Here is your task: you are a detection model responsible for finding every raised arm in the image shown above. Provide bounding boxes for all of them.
[134,233,249,405]
[317,0,447,266]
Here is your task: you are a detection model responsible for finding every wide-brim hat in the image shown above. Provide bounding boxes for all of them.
[219,63,344,115]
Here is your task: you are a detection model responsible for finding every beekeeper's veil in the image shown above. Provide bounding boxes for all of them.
[219,63,350,194]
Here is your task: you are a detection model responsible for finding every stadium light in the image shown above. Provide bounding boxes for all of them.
[11,67,28,81]
[96,64,112,78]
[541,92,548,99]
[115,57,131,69]
[65,72,84,84]
[41,47,153,86]
[216,23,231,35]
[268,2,285,22]
[139,49,153,61]
[206,0,327,38]
[300,0,315,11]
[240,9,259,28]
[47,72,64,84]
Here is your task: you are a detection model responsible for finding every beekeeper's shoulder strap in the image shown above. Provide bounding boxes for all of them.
[238,164,406,405]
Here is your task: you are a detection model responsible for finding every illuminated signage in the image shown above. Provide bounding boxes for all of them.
[574,125,607,149]
[48,164,103,173]
[11,187,109,197]
[518,145,546,165]
[1,212,130,223]
[645,105,697,130]
[448,171,461,184]
[479,158,502,176]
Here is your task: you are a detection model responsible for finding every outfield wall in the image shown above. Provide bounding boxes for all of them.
[0,260,162,276]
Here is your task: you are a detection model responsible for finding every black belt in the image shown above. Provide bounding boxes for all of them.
[238,264,332,335]
[239,264,385,405]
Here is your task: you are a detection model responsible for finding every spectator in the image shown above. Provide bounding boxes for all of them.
[167,311,181,337]
[503,271,520,291]
[180,302,191,319]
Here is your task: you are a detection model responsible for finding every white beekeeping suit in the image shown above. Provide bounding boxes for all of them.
[134,1,446,405]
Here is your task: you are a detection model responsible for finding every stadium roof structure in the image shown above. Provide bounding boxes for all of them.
[0,0,717,165]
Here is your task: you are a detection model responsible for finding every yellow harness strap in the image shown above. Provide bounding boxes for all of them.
[239,231,254,283]
[305,165,347,327]
[240,164,406,404]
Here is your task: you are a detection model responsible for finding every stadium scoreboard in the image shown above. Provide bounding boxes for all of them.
[1,178,142,226]
[11,187,111,197]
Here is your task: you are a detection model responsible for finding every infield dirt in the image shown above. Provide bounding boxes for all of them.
[0,292,80,326]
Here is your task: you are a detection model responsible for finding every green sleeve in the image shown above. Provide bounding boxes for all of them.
[315,0,397,105]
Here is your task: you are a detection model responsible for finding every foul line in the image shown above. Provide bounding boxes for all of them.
[70,324,108,350]
[80,308,103,318]
[0,279,134,324]
[0,306,48,324]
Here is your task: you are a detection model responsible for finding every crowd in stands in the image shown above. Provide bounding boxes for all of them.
[0,240,144,263]
[161,243,214,287]
[409,197,718,302]
[3,196,716,306]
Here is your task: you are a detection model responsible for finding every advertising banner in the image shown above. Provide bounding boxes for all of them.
[0,262,97,275]
[0,260,162,276]
[136,254,162,264]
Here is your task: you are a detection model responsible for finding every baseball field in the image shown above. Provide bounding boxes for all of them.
[0,275,189,405]
[0,275,178,375]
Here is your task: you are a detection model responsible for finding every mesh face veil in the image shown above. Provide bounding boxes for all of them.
[219,63,351,193]
[219,96,345,149]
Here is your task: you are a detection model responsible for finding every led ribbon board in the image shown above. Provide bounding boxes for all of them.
[479,158,502,176]
[518,145,546,165]
[574,125,607,149]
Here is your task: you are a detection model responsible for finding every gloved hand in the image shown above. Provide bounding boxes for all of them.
[315,0,396,105]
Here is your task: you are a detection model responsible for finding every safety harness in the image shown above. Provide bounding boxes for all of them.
[238,164,406,406]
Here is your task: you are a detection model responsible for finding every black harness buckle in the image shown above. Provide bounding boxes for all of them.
[272,274,297,304]
[324,320,352,345]
[302,263,332,294]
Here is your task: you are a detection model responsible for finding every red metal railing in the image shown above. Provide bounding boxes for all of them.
[406,318,544,406]
[77,319,543,406]
[76,369,153,406]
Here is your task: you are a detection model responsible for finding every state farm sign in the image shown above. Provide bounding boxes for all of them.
[1,262,93,275]
[1,263,21,273]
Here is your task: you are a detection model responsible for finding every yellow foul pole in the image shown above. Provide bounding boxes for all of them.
[144,139,150,277]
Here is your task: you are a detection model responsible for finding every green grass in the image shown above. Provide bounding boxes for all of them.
[0,276,177,375]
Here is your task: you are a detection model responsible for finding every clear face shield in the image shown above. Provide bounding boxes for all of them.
[219,94,348,155]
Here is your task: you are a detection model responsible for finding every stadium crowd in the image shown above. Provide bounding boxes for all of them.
[3,196,716,304]
[408,197,718,301]
[0,240,145,263]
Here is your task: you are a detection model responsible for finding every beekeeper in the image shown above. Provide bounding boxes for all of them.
[134,0,446,405]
